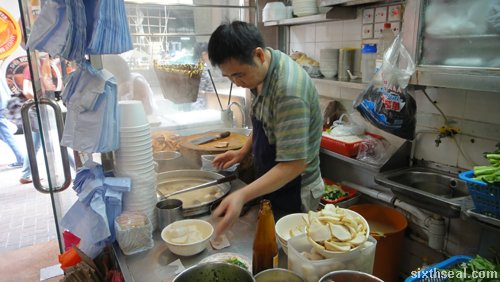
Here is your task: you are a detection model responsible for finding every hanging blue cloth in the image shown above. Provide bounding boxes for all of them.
[87,0,133,54]
[26,0,70,57]
[62,0,87,61]
[27,0,131,61]
[61,62,119,153]
[61,163,131,258]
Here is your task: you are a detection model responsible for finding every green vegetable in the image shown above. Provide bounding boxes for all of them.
[437,255,500,281]
[473,143,500,185]
[323,182,348,201]
[225,257,247,269]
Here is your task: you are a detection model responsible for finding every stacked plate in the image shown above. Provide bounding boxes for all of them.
[320,48,339,79]
[292,0,318,17]
[114,101,158,230]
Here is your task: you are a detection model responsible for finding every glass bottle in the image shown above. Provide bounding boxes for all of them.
[252,199,278,275]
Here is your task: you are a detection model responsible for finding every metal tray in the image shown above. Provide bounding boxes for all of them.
[157,170,231,217]
[466,209,500,229]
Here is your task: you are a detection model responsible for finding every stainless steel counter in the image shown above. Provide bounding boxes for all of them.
[113,178,287,282]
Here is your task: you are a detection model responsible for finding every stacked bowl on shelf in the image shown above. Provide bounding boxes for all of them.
[114,101,158,230]
[320,48,339,79]
[262,2,288,22]
[292,0,318,17]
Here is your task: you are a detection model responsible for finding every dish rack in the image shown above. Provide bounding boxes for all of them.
[459,170,500,219]
[405,255,472,282]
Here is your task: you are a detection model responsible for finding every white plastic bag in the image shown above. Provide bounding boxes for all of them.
[354,33,417,140]
[327,113,365,137]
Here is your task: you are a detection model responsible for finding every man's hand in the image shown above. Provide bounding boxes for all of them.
[211,190,246,238]
[212,149,243,170]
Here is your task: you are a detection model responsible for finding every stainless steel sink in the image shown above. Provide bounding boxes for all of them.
[375,167,470,217]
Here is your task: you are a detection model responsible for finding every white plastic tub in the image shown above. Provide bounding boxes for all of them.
[287,234,377,282]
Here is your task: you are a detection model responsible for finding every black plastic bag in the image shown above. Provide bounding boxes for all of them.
[354,34,417,140]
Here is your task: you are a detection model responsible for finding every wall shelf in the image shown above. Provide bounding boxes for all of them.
[312,77,367,90]
[320,0,382,6]
[263,6,356,26]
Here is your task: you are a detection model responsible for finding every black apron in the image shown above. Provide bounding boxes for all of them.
[251,116,302,216]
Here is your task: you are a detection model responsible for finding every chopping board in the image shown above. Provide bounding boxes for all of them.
[180,131,247,151]
[179,131,248,167]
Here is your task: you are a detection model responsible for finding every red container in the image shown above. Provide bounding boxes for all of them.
[320,132,382,157]
[321,178,358,205]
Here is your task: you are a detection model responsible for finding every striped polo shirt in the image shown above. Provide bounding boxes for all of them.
[252,48,323,189]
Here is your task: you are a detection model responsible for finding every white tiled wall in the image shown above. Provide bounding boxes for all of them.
[288,14,500,170]
[289,17,363,62]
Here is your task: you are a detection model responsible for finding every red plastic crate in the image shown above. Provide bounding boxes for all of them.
[320,132,382,157]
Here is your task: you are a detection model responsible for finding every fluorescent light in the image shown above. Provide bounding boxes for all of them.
[180,37,190,41]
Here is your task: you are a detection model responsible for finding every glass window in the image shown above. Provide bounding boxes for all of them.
[419,0,500,68]
[112,1,256,135]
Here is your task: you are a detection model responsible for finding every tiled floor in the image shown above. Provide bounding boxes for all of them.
[0,134,69,281]
[0,135,61,251]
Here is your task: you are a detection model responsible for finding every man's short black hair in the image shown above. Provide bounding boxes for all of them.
[208,21,265,67]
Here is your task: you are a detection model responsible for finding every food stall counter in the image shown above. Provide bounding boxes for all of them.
[112,178,287,282]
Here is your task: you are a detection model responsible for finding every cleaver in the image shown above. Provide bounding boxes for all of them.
[190,131,231,145]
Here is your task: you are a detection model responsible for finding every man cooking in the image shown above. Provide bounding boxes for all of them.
[208,21,324,237]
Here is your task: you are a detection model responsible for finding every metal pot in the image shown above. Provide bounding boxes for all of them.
[319,270,383,282]
[153,151,184,172]
[173,262,254,282]
[254,268,305,282]
[157,170,231,217]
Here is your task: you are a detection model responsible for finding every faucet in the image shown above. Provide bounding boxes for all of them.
[435,126,460,147]
[409,130,438,167]
[228,101,246,128]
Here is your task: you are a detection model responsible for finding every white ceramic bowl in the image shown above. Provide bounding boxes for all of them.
[263,2,287,22]
[161,219,214,256]
[275,213,308,254]
[119,126,151,135]
[119,101,149,128]
[120,134,152,144]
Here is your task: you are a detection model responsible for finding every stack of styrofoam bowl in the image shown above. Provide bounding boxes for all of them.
[262,2,287,22]
[114,100,158,230]
[292,0,318,17]
[320,48,339,79]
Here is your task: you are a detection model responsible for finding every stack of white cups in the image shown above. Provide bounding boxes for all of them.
[320,48,339,79]
[114,101,158,230]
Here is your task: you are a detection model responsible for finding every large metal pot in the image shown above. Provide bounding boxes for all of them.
[173,262,254,282]
[319,270,383,282]
[254,268,305,282]
[157,170,231,217]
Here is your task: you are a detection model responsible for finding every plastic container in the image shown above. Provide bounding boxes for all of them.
[404,255,472,282]
[320,132,382,157]
[459,170,500,218]
[349,204,408,282]
[361,44,377,83]
[375,23,395,73]
[287,234,377,282]
[115,211,154,255]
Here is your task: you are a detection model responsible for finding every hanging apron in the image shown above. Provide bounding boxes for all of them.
[251,116,302,216]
